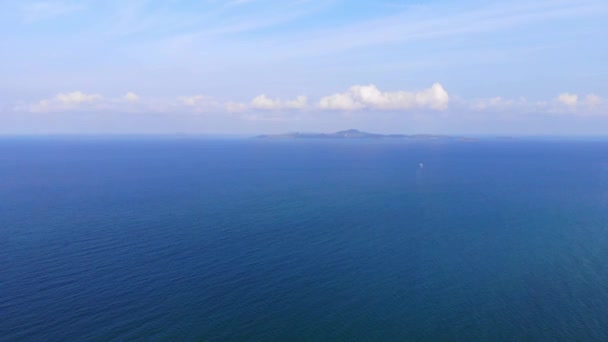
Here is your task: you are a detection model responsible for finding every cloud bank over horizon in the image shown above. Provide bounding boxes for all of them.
[12,84,605,118]
[0,0,606,134]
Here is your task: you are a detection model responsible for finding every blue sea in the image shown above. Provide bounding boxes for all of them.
[2,137,608,341]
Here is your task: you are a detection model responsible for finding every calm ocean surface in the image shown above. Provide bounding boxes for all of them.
[2,138,608,341]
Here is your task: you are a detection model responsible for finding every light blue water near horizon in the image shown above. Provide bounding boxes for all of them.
[2,138,608,341]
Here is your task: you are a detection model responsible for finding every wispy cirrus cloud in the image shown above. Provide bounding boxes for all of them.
[21,1,85,23]
[214,0,608,59]
[105,0,328,40]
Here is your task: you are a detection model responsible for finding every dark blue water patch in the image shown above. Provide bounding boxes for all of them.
[2,138,608,340]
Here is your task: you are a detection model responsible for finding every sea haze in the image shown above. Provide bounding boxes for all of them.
[2,138,608,340]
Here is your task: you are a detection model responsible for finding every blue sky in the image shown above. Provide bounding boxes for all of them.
[1,0,607,135]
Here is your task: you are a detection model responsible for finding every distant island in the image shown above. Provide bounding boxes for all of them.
[256,129,475,141]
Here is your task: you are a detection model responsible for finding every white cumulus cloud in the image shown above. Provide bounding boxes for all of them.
[251,94,308,110]
[557,93,578,107]
[585,94,602,107]
[124,92,140,102]
[56,91,102,105]
[176,95,222,112]
[284,95,308,109]
[318,83,449,111]
[465,92,605,115]
[225,101,248,113]
[178,95,207,106]
[15,91,103,112]
[469,96,530,111]
[554,93,604,114]
[251,94,282,110]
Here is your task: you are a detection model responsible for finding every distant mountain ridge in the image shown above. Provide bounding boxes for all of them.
[256,129,472,140]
